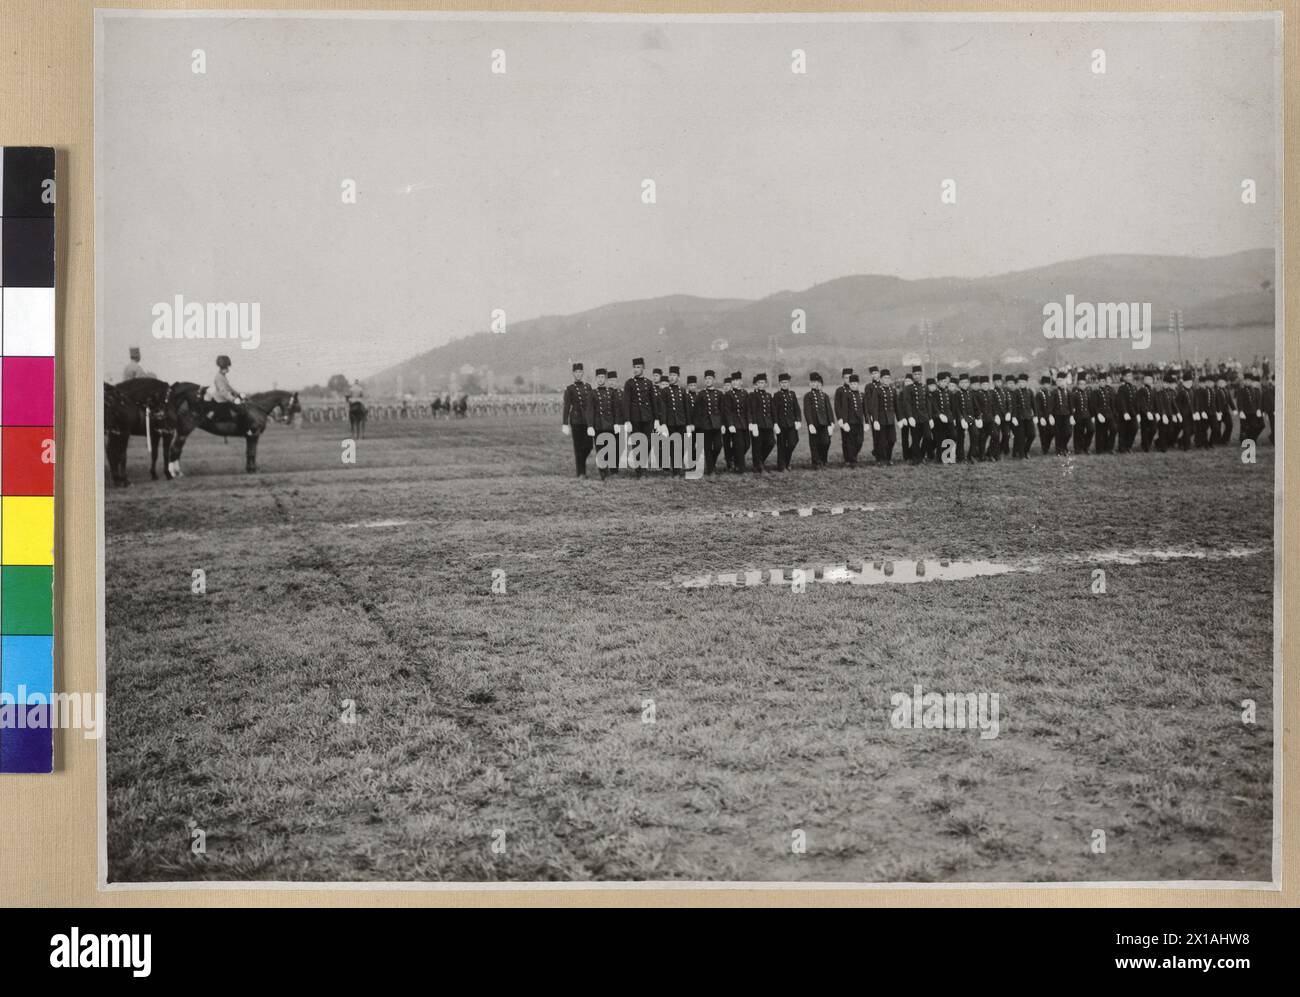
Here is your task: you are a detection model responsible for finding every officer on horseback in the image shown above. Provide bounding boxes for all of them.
[206,355,245,424]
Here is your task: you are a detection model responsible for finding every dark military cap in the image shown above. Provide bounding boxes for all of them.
[868,365,879,373]
[849,373,861,383]
[992,373,1003,381]
[686,374,697,384]
[632,356,645,366]
[1018,373,1029,381]
[669,365,680,374]
[842,367,853,376]
[880,368,891,377]
[704,369,716,378]
[958,372,971,381]
[572,362,584,372]
[607,369,617,379]
[1040,375,1051,384]
[594,367,606,377]
[926,377,937,386]
[753,373,767,384]
[912,365,923,374]
[217,354,232,367]
[778,372,791,382]
[731,370,742,380]
[809,371,822,383]
[938,371,951,380]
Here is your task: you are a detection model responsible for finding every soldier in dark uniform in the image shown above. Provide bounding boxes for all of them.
[864,366,882,461]
[723,371,750,473]
[953,373,977,463]
[1155,372,1176,451]
[658,365,691,477]
[1212,373,1234,446]
[1192,374,1213,448]
[1239,372,1264,442]
[897,366,923,462]
[1174,370,1196,450]
[622,357,659,478]
[1092,371,1116,453]
[928,373,953,461]
[870,368,899,465]
[1034,375,1053,454]
[772,373,802,471]
[747,373,775,473]
[1010,373,1034,459]
[987,373,1009,461]
[604,369,623,473]
[590,369,621,480]
[838,372,866,466]
[693,369,727,475]
[802,372,834,469]
[1114,368,1138,453]
[832,368,855,466]
[1049,370,1073,455]
[561,362,595,478]
[1069,370,1093,454]
[1135,370,1157,453]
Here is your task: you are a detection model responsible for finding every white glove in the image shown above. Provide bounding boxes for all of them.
[774,424,781,435]
[939,414,948,424]
[685,426,694,436]
[873,421,881,431]
[1162,415,1169,424]
[928,418,935,428]
[1038,417,1046,426]
[794,421,801,430]
[561,425,571,436]
[1097,413,1105,423]
[975,418,983,429]
[653,420,661,432]
[960,418,968,429]
[1256,409,1262,417]
[908,417,916,427]
[659,424,669,437]
[809,425,817,435]
[623,421,632,433]
[1192,412,1199,421]
[1012,417,1018,427]
[586,427,595,437]
[1069,416,1076,426]
[1005,411,1012,421]
[1146,412,1153,421]
[1215,413,1221,421]
[1123,413,1131,421]
[1201,411,1209,420]
[728,425,736,434]
[994,416,1001,426]
[749,423,758,436]
[839,420,849,431]
[1049,415,1055,426]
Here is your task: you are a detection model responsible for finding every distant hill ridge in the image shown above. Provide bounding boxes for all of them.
[368,249,1275,393]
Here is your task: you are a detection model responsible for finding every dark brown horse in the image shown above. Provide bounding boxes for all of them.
[104,377,178,483]
[167,384,300,475]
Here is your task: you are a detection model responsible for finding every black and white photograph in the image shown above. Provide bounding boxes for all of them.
[96,10,1281,886]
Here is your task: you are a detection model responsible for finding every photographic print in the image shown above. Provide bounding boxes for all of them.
[96,11,1281,886]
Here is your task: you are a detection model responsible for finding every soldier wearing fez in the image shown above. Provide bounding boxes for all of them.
[772,372,802,471]
[560,362,595,478]
[869,368,898,465]
[747,373,776,473]
[590,369,621,480]
[622,357,658,477]
[659,365,692,477]
[723,371,750,473]
[693,370,727,475]
[803,372,835,469]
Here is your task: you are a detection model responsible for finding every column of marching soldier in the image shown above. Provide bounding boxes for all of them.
[560,358,1277,478]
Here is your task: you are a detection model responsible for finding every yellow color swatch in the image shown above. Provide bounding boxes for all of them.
[2,496,54,565]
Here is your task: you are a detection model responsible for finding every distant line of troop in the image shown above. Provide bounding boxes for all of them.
[560,358,1277,478]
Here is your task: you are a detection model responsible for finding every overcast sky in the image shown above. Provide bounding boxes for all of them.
[97,13,1278,389]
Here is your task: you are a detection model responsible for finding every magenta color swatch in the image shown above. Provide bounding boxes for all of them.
[2,356,54,426]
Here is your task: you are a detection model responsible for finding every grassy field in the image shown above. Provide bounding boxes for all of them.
[103,414,1276,883]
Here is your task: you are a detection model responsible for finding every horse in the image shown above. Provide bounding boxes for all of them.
[348,399,367,438]
[105,377,178,482]
[167,384,301,476]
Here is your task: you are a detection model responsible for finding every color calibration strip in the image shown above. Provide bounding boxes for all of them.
[0,147,55,773]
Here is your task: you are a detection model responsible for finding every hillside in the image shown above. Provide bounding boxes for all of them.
[367,249,1275,393]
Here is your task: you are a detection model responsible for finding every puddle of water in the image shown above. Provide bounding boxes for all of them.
[1081,547,1263,565]
[725,502,888,520]
[681,559,1016,589]
[341,518,413,529]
